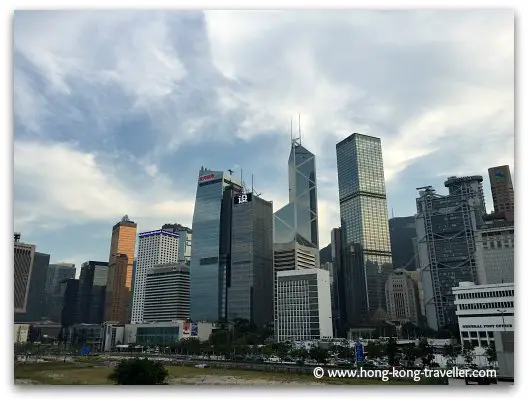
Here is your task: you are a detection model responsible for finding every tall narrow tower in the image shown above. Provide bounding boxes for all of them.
[336,133,393,325]
[104,216,137,324]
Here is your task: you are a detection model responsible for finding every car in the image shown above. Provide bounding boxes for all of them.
[194,363,209,368]
[464,372,498,385]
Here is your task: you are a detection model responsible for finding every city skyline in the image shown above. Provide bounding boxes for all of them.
[13,10,514,271]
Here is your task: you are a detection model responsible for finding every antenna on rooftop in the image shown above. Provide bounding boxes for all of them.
[298,113,302,145]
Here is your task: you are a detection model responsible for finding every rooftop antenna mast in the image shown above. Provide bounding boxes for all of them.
[290,116,293,143]
[291,114,301,147]
[251,173,262,197]
[298,113,302,145]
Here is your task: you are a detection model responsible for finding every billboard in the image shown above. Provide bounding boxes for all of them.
[234,192,253,205]
[182,322,198,338]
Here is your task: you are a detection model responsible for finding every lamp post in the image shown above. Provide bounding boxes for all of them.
[496,309,509,375]
[497,309,506,330]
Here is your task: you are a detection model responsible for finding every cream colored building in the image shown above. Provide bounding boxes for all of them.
[384,269,421,326]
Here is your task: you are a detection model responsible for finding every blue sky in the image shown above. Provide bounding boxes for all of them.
[13,10,514,274]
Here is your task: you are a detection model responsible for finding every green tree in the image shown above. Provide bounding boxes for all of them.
[108,358,169,385]
[417,338,435,368]
[386,337,399,366]
[403,344,418,367]
[484,343,497,367]
[309,346,329,364]
[463,344,476,366]
[291,348,309,365]
[272,342,291,360]
[366,341,384,360]
[261,344,274,358]
[442,344,460,368]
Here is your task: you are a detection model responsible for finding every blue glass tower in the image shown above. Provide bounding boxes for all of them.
[274,136,319,249]
[189,168,242,322]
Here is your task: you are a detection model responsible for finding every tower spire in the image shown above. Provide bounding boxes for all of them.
[298,113,302,145]
[290,116,293,143]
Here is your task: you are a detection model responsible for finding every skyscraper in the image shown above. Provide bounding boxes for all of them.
[15,251,50,322]
[336,133,393,324]
[132,229,180,323]
[488,165,514,222]
[144,263,190,322]
[162,223,193,264]
[272,131,332,340]
[104,216,137,324]
[228,192,274,327]
[61,278,80,328]
[190,168,243,322]
[415,176,486,330]
[44,263,76,322]
[14,237,36,314]
[274,135,319,249]
[330,228,345,337]
[389,216,417,270]
[78,261,109,324]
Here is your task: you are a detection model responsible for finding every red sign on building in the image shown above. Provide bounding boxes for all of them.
[199,173,215,182]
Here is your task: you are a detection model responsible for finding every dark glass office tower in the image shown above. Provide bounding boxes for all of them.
[336,133,393,324]
[228,192,274,328]
[274,138,319,249]
[190,168,242,322]
[389,216,418,270]
[44,263,76,322]
[78,261,109,324]
[61,279,80,328]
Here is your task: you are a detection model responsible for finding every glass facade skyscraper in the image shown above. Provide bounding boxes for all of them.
[274,139,319,249]
[190,168,242,322]
[336,133,393,324]
[228,193,274,327]
[78,261,109,324]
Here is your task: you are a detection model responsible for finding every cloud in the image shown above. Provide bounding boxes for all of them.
[13,10,514,254]
[14,141,195,235]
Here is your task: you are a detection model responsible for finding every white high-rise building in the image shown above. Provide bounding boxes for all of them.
[131,229,180,324]
[275,268,333,342]
[143,263,190,322]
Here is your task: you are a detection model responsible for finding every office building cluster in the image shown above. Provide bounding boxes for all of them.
[14,130,514,354]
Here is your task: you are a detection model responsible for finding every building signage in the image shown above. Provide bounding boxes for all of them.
[234,192,253,204]
[191,323,198,337]
[461,324,513,330]
[199,173,215,182]
[183,322,191,336]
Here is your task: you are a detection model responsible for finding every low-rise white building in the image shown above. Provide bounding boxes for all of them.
[453,281,514,378]
[124,321,216,346]
[275,268,333,342]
